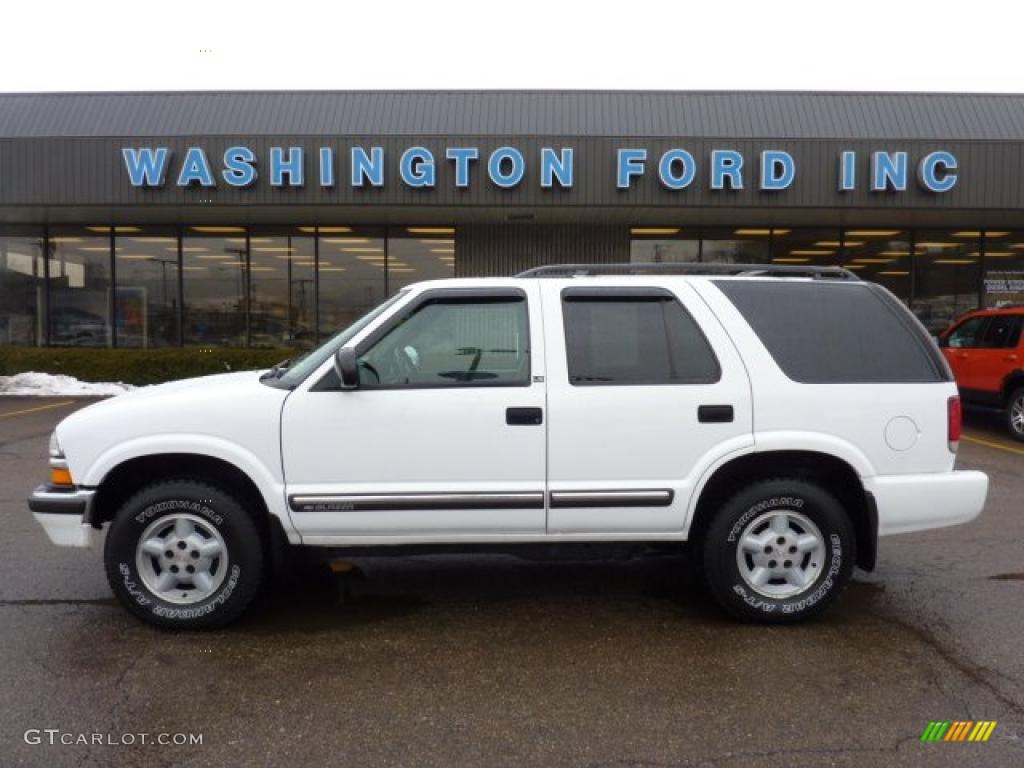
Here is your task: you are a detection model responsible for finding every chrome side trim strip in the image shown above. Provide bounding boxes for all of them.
[549,489,674,508]
[289,492,545,513]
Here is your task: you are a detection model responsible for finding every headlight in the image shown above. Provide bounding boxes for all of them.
[48,431,64,459]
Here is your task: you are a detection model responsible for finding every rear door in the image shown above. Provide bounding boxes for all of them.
[542,280,753,534]
[970,314,1023,395]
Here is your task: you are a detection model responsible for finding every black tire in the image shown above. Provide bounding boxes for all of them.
[104,479,264,630]
[1006,387,1024,443]
[700,478,855,624]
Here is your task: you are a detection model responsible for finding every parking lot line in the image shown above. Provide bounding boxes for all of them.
[961,433,1024,456]
[0,400,77,420]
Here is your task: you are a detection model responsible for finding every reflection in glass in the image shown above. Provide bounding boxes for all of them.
[770,228,843,268]
[701,228,773,263]
[842,230,911,303]
[114,233,180,347]
[182,232,247,346]
[629,228,699,263]
[0,231,46,345]
[982,231,1024,308]
[49,229,111,347]
[249,234,315,348]
[317,231,387,339]
[912,229,980,333]
[386,233,455,292]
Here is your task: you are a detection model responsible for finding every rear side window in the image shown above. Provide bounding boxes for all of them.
[713,280,949,383]
[562,289,721,385]
[979,315,1022,349]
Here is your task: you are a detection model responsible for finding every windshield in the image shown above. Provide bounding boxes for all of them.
[275,291,409,388]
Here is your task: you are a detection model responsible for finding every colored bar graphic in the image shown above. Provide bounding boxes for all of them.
[921,720,996,742]
[921,721,950,741]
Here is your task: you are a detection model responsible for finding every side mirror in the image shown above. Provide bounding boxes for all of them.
[334,347,360,390]
[936,335,949,349]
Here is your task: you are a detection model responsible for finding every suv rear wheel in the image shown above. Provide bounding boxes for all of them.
[104,479,264,629]
[700,478,855,623]
[1006,386,1024,442]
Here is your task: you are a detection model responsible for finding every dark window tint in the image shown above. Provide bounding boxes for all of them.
[562,292,720,385]
[946,316,988,349]
[714,280,948,384]
[979,315,1022,349]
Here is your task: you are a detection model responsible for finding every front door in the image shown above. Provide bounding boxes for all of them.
[541,281,753,534]
[942,315,989,392]
[282,285,547,541]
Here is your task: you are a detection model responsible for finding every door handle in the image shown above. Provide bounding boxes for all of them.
[506,407,543,426]
[1005,354,1019,362]
[698,405,734,423]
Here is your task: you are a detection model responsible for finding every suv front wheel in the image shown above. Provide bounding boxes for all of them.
[104,479,264,629]
[701,479,855,623]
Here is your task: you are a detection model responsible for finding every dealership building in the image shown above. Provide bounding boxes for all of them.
[1,89,1024,348]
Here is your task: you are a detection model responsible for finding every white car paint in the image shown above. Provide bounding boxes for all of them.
[35,274,988,552]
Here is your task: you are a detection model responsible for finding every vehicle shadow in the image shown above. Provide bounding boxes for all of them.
[237,549,888,635]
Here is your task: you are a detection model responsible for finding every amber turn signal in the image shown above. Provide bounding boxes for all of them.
[50,467,74,487]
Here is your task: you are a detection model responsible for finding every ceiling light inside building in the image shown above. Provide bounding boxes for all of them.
[406,227,455,235]
[630,228,681,236]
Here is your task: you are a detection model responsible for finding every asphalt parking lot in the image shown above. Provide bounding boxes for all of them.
[1,398,1022,767]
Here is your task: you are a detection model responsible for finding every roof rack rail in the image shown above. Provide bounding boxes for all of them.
[515,262,860,280]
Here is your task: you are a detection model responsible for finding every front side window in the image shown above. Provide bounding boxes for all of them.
[358,296,530,388]
[946,316,988,348]
[562,292,720,385]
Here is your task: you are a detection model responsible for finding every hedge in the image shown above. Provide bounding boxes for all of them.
[0,346,297,386]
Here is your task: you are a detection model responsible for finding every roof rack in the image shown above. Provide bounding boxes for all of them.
[515,262,860,280]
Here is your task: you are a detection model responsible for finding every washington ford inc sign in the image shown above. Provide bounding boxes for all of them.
[121,145,959,194]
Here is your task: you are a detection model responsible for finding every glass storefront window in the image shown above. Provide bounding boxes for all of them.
[316,228,387,340]
[770,228,843,268]
[982,230,1024,308]
[912,229,981,333]
[48,227,112,347]
[387,228,455,292]
[182,228,247,346]
[702,228,772,263]
[841,229,911,304]
[629,228,699,263]
[249,231,315,349]
[0,229,46,345]
[112,228,180,347]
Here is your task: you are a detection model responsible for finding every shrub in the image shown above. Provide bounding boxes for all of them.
[0,347,296,386]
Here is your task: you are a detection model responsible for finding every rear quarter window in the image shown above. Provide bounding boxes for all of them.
[712,280,950,384]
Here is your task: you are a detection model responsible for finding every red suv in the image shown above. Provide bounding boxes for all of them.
[939,307,1024,441]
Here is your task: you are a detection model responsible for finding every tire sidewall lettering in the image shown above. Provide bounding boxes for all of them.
[727,496,805,543]
[134,499,223,528]
[124,498,234,619]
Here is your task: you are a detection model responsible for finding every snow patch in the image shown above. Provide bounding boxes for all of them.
[0,372,136,397]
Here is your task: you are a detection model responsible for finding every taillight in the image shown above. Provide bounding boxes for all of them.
[948,395,962,452]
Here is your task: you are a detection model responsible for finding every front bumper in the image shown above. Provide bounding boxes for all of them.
[28,485,98,547]
[866,470,988,536]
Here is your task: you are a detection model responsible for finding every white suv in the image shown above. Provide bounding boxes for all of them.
[29,264,989,628]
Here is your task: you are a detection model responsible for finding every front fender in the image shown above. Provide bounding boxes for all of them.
[79,434,289,531]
